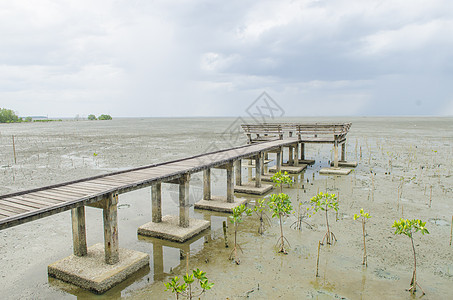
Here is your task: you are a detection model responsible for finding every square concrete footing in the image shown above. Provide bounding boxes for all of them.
[268,164,307,174]
[234,182,273,195]
[319,167,352,175]
[137,215,210,243]
[299,159,316,165]
[330,161,358,167]
[48,243,149,294]
[194,196,248,213]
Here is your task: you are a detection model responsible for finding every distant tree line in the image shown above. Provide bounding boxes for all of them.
[88,114,112,120]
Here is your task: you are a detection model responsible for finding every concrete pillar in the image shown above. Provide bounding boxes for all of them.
[289,146,294,165]
[226,162,234,203]
[334,137,339,168]
[103,192,119,265]
[260,152,265,175]
[71,206,87,257]
[300,143,305,160]
[235,160,242,186]
[255,153,262,188]
[203,169,211,200]
[276,149,282,172]
[294,143,299,167]
[152,183,162,223]
[341,143,346,161]
[179,174,190,228]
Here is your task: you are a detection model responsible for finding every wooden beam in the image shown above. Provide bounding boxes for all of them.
[71,206,87,257]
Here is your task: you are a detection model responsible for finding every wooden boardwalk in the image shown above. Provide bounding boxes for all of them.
[0,137,300,230]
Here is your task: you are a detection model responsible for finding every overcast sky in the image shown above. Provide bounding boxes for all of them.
[1,0,452,118]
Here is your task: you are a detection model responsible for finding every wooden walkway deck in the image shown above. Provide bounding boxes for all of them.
[0,138,300,230]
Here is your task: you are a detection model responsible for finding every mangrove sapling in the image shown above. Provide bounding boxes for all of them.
[392,218,429,295]
[165,268,214,300]
[308,192,338,245]
[291,186,313,230]
[229,204,252,264]
[353,209,371,266]
[254,198,271,235]
[268,193,293,254]
[271,171,293,193]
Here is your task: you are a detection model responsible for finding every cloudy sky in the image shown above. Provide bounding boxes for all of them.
[1,0,452,117]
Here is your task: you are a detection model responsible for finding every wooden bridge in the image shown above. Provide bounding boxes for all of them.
[0,122,354,293]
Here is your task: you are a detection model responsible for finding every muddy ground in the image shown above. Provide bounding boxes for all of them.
[0,117,452,299]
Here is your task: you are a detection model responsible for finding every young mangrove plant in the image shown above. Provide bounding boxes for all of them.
[290,185,312,230]
[164,268,214,299]
[353,208,371,266]
[271,170,293,193]
[308,192,338,245]
[392,218,429,295]
[254,198,271,235]
[229,204,252,264]
[268,193,293,254]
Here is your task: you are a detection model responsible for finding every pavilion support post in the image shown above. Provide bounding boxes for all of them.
[276,149,282,172]
[300,143,305,160]
[203,169,211,200]
[334,137,339,168]
[103,192,119,265]
[226,162,234,203]
[71,206,87,257]
[294,143,299,167]
[288,146,294,166]
[152,182,162,223]
[341,143,346,161]
[235,160,242,186]
[255,153,262,188]
[179,174,190,228]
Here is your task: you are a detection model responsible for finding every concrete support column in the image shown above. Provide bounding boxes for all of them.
[103,192,119,265]
[294,143,299,167]
[179,174,190,228]
[289,146,294,165]
[276,149,282,172]
[71,206,87,257]
[226,162,234,203]
[152,183,162,223]
[203,169,211,200]
[234,160,242,186]
[341,143,346,161]
[300,143,305,160]
[255,153,262,188]
[334,137,339,168]
[260,152,265,175]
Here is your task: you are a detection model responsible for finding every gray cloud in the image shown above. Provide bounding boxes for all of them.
[1,0,452,117]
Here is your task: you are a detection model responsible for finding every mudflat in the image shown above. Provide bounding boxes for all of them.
[1,117,452,299]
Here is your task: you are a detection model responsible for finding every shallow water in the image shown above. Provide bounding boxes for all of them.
[0,116,452,299]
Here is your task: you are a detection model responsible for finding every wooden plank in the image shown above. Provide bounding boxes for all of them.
[32,191,82,202]
[0,203,28,214]
[51,187,94,196]
[3,197,47,209]
[14,194,62,205]
[0,208,16,217]
[0,199,41,211]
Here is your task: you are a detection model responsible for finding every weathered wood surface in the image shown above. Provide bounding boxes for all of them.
[0,138,299,230]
